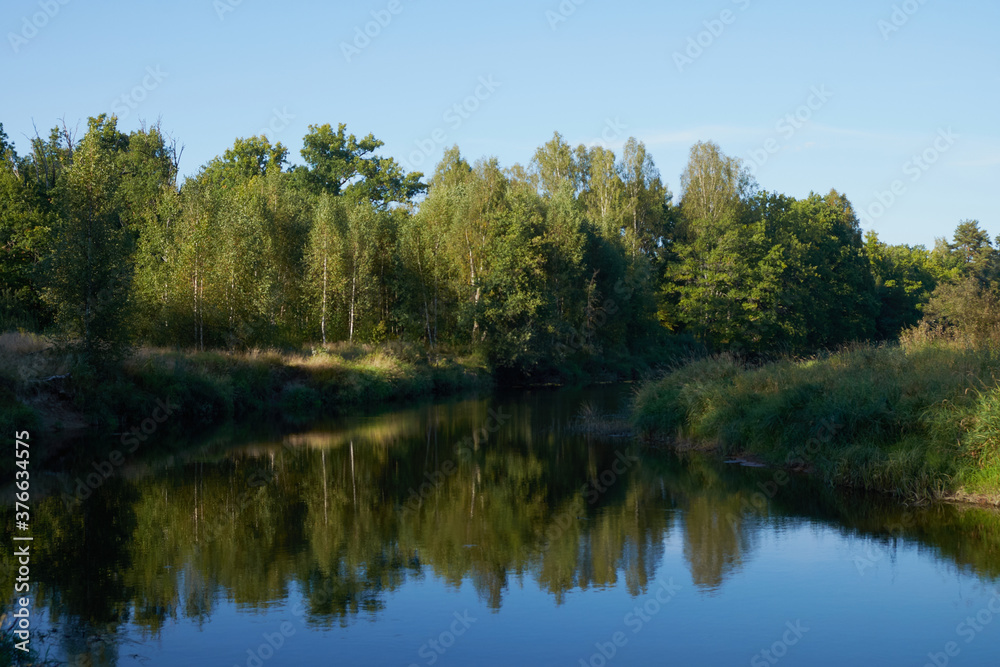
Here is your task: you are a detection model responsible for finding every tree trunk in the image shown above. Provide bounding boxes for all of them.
[349,268,356,342]
[321,254,328,345]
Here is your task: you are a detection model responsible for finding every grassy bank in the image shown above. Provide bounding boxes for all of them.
[1,326,698,439]
[633,341,1000,503]
[0,333,492,444]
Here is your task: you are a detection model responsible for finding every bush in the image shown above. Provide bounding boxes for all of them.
[907,276,1000,348]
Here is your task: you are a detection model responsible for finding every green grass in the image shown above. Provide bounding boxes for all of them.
[108,341,493,429]
[0,335,493,449]
[633,341,1000,501]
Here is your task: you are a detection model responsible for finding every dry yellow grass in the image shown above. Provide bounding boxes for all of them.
[0,331,60,382]
[0,331,50,355]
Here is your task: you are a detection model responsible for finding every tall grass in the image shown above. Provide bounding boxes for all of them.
[633,341,1000,501]
[0,332,50,436]
[0,334,492,445]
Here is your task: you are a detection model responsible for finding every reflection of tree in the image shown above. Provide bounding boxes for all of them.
[666,456,765,593]
[6,479,140,666]
[682,494,745,591]
[8,387,1000,664]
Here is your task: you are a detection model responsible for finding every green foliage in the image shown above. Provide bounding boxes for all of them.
[864,232,939,338]
[1,115,994,389]
[670,184,877,354]
[304,194,348,344]
[634,342,1000,500]
[295,123,425,205]
[41,115,137,370]
[905,221,1000,347]
[678,140,753,230]
[951,219,999,280]
[914,276,1000,346]
[0,126,57,331]
[0,122,10,159]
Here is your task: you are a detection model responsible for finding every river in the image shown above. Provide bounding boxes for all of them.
[4,384,1000,666]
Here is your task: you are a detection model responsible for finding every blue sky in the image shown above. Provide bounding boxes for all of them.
[2,0,997,247]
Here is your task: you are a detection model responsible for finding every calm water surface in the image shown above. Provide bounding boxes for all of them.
[4,385,1000,666]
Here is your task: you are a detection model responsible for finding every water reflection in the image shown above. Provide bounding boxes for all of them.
[3,386,1000,665]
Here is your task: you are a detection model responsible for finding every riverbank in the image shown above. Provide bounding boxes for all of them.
[632,341,1000,504]
[0,334,492,451]
[1,328,696,435]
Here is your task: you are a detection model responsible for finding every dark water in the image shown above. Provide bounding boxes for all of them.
[4,384,1000,666]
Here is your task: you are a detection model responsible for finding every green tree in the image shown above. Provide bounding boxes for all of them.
[43,115,135,367]
[395,147,473,346]
[216,135,288,181]
[678,140,754,236]
[449,157,508,342]
[0,123,12,159]
[170,178,217,349]
[952,220,996,268]
[790,191,877,348]
[0,134,57,329]
[295,123,425,206]
[478,184,549,370]
[304,195,346,344]
[531,132,583,198]
[864,232,938,339]
[619,138,671,259]
[337,202,387,342]
[671,174,876,353]
[916,221,1000,345]
[123,123,182,344]
[581,146,624,240]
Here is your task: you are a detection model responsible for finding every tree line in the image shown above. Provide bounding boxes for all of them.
[1,117,996,374]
